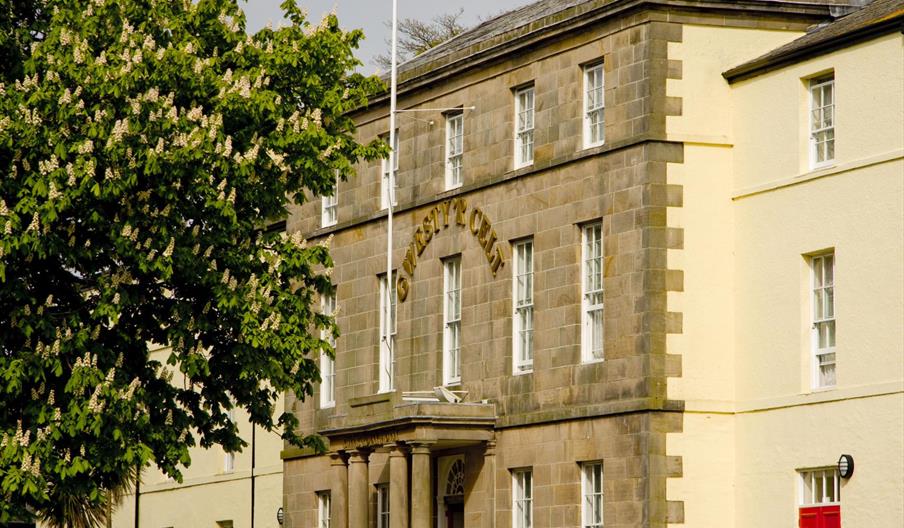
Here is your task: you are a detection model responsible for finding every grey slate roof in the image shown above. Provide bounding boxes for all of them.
[724,0,904,81]
[396,0,597,76]
[391,0,851,81]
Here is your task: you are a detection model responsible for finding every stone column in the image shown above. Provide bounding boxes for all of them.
[388,443,410,528]
[347,449,370,528]
[329,452,349,528]
[483,440,497,528]
[410,442,433,528]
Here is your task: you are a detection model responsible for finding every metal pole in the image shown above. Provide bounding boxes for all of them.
[134,468,140,528]
[251,423,256,528]
[385,0,398,383]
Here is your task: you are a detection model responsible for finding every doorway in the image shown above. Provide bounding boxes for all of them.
[444,497,464,528]
[437,455,466,528]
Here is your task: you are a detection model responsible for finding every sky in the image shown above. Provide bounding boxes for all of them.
[241,0,534,73]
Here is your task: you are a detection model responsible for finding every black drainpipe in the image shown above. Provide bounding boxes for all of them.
[251,423,256,528]
[134,469,140,528]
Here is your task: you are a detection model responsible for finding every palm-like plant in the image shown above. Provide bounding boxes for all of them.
[38,468,137,528]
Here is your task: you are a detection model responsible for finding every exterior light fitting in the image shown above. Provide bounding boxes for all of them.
[837,454,854,479]
[277,506,285,525]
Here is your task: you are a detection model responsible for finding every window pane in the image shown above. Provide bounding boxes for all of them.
[814,256,824,286]
[591,309,604,359]
[820,363,836,387]
[814,289,824,320]
[815,473,825,502]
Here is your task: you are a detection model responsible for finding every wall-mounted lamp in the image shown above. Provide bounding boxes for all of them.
[837,454,854,479]
[276,507,285,525]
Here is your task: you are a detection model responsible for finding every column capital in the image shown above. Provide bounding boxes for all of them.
[484,439,497,456]
[347,448,371,464]
[408,441,436,455]
[329,451,348,466]
[385,442,410,457]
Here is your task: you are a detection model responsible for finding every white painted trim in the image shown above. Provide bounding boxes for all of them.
[445,113,464,190]
[809,252,836,390]
[732,150,903,200]
[378,273,396,393]
[443,257,462,385]
[380,130,399,210]
[581,222,604,362]
[581,461,604,528]
[320,293,337,408]
[808,75,835,171]
[512,468,533,528]
[680,381,904,414]
[582,62,605,150]
[514,86,535,169]
[512,239,534,374]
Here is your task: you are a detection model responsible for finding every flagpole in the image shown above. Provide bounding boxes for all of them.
[385,0,398,389]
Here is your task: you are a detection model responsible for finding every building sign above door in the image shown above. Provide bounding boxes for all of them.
[397,197,505,302]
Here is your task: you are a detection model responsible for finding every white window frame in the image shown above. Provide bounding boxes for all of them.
[514,86,535,168]
[512,469,532,528]
[811,252,836,389]
[583,62,605,149]
[581,222,604,362]
[321,185,338,228]
[445,112,464,190]
[377,483,390,528]
[443,257,462,385]
[317,490,332,528]
[224,409,236,473]
[381,130,399,209]
[224,449,235,473]
[799,468,840,506]
[809,75,835,169]
[320,293,337,408]
[512,239,534,374]
[379,273,397,393]
[581,462,604,528]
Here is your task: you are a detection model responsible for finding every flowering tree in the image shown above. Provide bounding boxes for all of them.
[0,0,384,521]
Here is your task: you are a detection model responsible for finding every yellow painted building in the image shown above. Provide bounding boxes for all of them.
[103,346,286,528]
[666,0,904,526]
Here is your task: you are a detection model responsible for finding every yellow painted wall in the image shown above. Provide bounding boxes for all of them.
[734,394,904,527]
[666,144,735,408]
[666,23,904,528]
[730,32,904,190]
[112,471,282,528]
[665,24,809,406]
[108,346,286,528]
[733,160,904,401]
[664,23,807,528]
[666,413,736,527]
[666,25,802,145]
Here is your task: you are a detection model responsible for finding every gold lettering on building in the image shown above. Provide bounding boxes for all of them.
[343,431,401,450]
[396,198,505,302]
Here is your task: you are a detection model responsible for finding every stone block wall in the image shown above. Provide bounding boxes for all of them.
[285,12,685,433]
[284,412,683,527]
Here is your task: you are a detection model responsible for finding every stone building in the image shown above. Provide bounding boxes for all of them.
[282,1,903,527]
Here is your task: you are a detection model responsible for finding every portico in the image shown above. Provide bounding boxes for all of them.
[319,397,495,527]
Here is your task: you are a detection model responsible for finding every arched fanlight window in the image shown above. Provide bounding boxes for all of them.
[445,459,465,496]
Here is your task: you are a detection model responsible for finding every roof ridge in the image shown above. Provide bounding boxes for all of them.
[724,0,904,82]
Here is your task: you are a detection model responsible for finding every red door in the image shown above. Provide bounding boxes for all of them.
[799,505,841,528]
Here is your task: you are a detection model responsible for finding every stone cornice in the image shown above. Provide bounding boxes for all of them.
[356,0,834,112]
